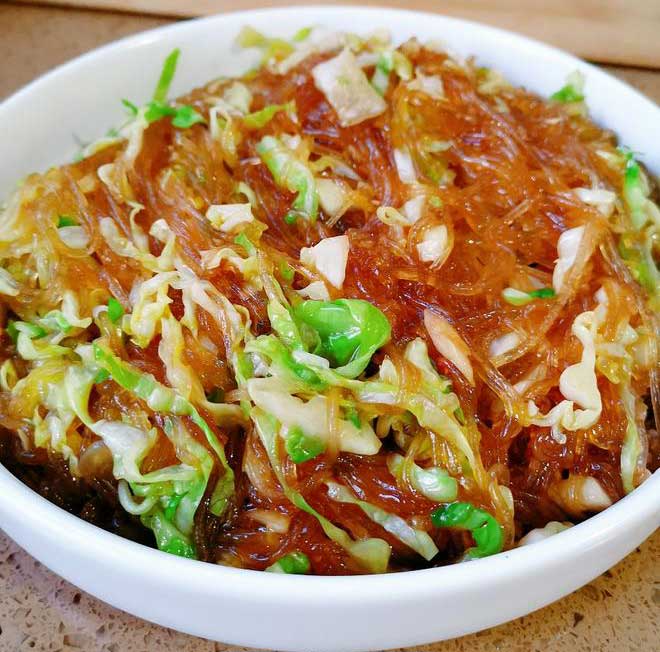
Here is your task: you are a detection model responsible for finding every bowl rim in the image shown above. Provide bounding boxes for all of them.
[3,4,660,138]
[0,4,659,602]
[1,462,658,597]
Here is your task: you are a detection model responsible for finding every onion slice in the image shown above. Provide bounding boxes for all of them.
[423,309,475,386]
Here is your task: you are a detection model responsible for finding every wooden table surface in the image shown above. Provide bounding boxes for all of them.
[0,3,659,651]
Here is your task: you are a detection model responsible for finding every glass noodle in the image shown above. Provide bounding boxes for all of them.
[0,26,656,574]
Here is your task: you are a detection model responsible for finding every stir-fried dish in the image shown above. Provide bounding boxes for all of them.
[0,27,657,574]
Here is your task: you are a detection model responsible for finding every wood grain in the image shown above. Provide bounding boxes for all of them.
[0,3,659,651]
[15,0,660,68]
[3,3,660,106]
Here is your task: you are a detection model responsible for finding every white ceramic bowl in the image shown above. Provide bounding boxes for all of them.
[0,7,658,652]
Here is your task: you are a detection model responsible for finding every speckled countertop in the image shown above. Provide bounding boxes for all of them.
[1,531,658,652]
[0,3,659,651]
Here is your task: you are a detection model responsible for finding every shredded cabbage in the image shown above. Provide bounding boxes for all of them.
[312,49,387,127]
[326,481,439,560]
[205,203,255,233]
[299,235,349,289]
[257,135,318,221]
[528,296,604,433]
[292,298,391,377]
[518,521,572,546]
[252,408,390,572]
[244,101,295,129]
[574,187,616,217]
[407,72,444,99]
[317,178,348,219]
[393,147,416,184]
[550,71,585,105]
[416,225,449,265]
[423,309,475,386]
[371,49,412,95]
[247,377,381,455]
[297,280,331,300]
[0,267,19,296]
[552,226,584,293]
[387,453,458,502]
[100,217,175,273]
